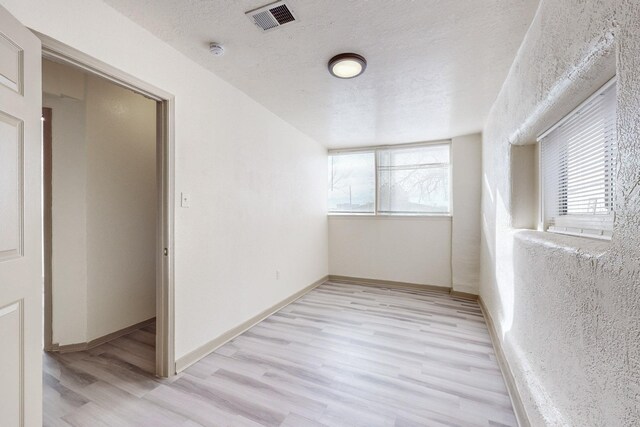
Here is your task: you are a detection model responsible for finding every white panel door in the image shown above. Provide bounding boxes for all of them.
[0,5,42,427]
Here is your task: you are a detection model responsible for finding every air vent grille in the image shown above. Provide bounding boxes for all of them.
[253,11,279,30]
[246,1,297,32]
[270,5,295,25]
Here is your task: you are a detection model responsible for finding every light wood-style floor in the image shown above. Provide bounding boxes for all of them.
[44,282,517,427]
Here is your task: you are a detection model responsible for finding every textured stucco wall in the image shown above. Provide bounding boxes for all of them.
[480,0,640,425]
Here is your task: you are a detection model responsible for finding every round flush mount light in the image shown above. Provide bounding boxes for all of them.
[328,53,367,79]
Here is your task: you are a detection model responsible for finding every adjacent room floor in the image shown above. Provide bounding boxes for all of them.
[43,282,517,427]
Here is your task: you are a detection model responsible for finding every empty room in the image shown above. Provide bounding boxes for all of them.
[0,1,637,426]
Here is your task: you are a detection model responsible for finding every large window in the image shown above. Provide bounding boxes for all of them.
[540,79,617,239]
[328,151,375,213]
[328,143,451,215]
[378,144,450,214]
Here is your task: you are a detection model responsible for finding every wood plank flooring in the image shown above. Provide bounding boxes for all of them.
[44,282,517,426]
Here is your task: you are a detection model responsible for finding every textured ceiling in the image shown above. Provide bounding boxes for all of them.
[102,0,540,148]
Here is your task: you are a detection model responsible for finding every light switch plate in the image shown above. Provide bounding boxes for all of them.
[181,192,190,208]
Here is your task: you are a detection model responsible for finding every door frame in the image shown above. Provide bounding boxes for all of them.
[42,106,53,353]
[37,31,176,377]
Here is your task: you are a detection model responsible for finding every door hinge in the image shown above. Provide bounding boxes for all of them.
[163,248,168,256]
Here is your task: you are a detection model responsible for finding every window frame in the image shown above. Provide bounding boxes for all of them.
[327,149,376,215]
[537,77,617,240]
[328,140,452,217]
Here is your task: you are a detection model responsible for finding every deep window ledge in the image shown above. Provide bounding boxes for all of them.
[513,229,610,259]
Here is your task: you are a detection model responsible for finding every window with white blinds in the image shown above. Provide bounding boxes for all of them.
[328,142,451,216]
[377,144,450,214]
[540,79,617,240]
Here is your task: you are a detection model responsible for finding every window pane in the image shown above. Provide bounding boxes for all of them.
[541,79,617,239]
[377,145,450,214]
[328,152,375,213]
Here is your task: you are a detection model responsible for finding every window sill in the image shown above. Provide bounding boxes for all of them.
[328,213,452,221]
[547,227,612,241]
[513,229,610,258]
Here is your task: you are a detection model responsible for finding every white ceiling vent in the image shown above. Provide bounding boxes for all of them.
[245,1,297,32]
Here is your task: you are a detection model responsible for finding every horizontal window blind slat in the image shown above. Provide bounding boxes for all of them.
[564,134,614,157]
[564,140,615,160]
[564,176,614,191]
[377,163,449,171]
[377,144,451,214]
[541,80,617,236]
[559,169,614,183]
[559,196,615,204]
[559,113,612,138]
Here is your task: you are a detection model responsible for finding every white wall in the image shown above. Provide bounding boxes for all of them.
[481,0,639,424]
[328,134,482,291]
[44,66,88,345]
[329,216,452,287]
[5,0,329,362]
[451,133,482,294]
[84,74,157,341]
[44,60,157,344]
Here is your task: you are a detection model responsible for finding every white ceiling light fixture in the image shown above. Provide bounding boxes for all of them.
[209,42,225,56]
[328,53,367,79]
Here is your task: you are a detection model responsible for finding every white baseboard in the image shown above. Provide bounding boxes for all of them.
[328,275,450,293]
[451,283,479,296]
[478,296,530,427]
[51,317,156,353]
[174,275,328,373]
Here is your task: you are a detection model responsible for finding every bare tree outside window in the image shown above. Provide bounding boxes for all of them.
[378,145,450,214]
[328,152,375,213]
[328,144,450,215]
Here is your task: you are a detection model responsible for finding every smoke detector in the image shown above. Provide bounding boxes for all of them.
[209,43,225,56]
[245,1,297,32]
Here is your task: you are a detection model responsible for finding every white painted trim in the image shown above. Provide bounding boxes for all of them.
[478,296,530,427]
[0,300,24,426]
[537,141,544,231]
[328,139,451,154]
[449,289,478,300]
[33,31,172,102]
[0,111,24,262]
[375,146,379,216]
[328,213,452,221]
[328,275,451,293]
[0,32,23,94]
[0,301,19,318]
[546,227,612,241]
[51,317,155,353]
[450,284,478,296]
[175,276,329,373]
[536,76,616,141]
[0,73,17,92]
[155,98,176,377]
[36,32,176,378]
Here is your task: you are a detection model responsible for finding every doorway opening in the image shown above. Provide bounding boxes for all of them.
[39,37,175,378]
